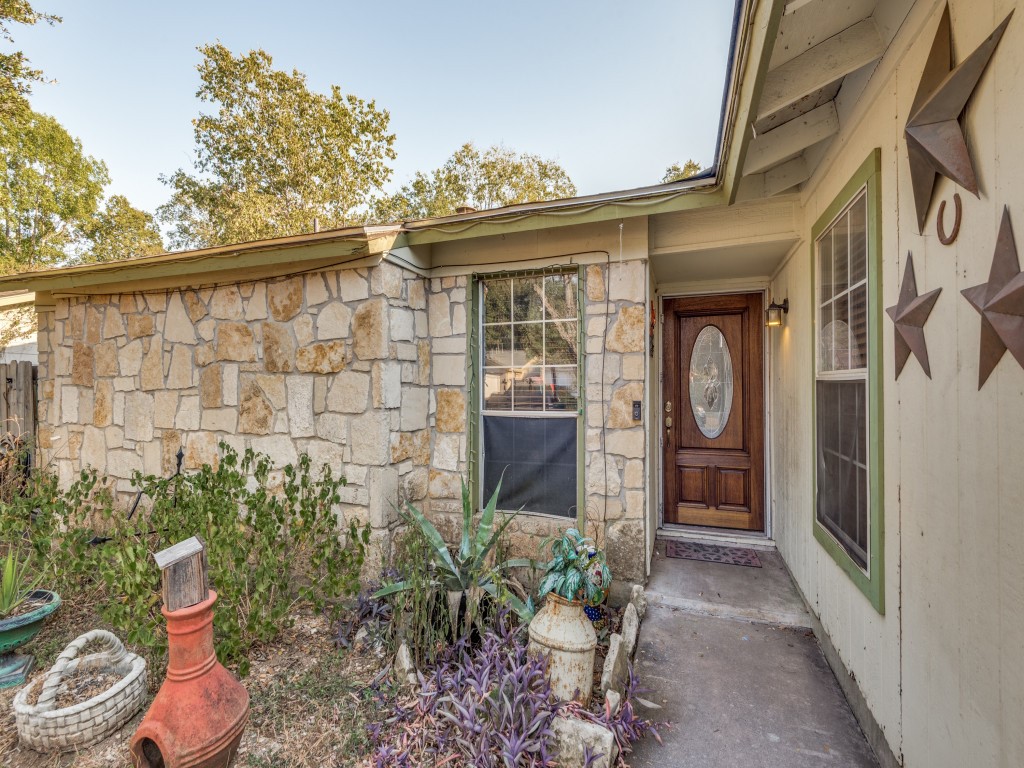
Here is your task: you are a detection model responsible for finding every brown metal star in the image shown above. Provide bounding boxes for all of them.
[962,207,1024,388]
[886,254,941,379]
[905,5,1013,233]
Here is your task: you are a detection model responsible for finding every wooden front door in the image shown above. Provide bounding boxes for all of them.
[663,293,765,531]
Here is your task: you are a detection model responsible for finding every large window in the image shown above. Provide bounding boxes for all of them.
[479,273,580,517]
[812,149,884,613]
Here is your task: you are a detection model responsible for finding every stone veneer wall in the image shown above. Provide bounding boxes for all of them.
[36,257,650,586]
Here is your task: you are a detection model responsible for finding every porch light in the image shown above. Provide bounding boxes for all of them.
[765,298,789,327]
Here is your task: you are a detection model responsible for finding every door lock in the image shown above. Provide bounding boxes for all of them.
[665,416,672,430]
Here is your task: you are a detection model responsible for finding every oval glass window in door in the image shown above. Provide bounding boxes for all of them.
[689,325,734,439]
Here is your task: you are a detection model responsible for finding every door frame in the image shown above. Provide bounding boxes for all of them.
[656,284,773,539]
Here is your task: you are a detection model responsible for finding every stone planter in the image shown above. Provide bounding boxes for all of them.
[13,629,147,751]
[528,593,597,704]
[0,589,61,689]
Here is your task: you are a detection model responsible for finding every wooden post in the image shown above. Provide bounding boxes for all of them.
[153,536,209,612]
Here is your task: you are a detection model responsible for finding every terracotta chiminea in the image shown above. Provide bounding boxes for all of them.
[131,538,249,768]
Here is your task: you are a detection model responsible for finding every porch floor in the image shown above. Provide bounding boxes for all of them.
[628,542,878,767]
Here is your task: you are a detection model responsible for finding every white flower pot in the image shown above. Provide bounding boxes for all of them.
[528,593,597,704]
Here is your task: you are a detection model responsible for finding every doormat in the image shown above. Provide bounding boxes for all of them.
[664,540,762,568]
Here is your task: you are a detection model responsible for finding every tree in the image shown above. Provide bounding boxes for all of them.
[662,159,704,183]
[0,109,109,273]
[79,195,164,264]
[0,1,60,118]
[158,43,397,250]
[373,142,577,221]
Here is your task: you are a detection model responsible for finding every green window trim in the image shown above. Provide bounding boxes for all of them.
[466,266,586,528]
[810,148,885,614]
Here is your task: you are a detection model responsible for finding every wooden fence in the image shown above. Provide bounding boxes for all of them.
[0,361,37,443]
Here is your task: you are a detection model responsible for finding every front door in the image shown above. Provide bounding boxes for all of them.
[663,293,765,531]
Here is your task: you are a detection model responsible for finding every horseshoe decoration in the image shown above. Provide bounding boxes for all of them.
[937,193,962,245]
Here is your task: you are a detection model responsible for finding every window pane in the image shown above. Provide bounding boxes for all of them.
[850,284,867,369]
[545,367,579,412]
[833,211,850,295]
[816,380,868,568]
[483,415,577,517]
[512,361,545,411]
[543,274,578,320]
[484,325,512,366]
[513,277,543,322]
[483,368,513,410]
[819,233,834,302]
[819,301,834,372]
[849,193,867,284]
[483,280,512,324]
[546,320,578,365]
[513,323,544,368]
[833,292,851,371]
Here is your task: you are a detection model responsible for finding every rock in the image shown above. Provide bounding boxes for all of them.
[371,262,403,298]
[71,342,94,386]
[306,273,330,306]
[239,379,274,435]
[399,387,429,431]
[630,584,648,620]
[608,261,645,302]
[607,382,644,429]
[352,299,389,360]
[435,389,465,433]
[165,292,197,343]
[428,292,452,336]
[200,365,223,408]
[296,341,346,373]
[586,264,605,302]
[621,602,640,658]
[262,322,295,372]
[551,716,618,768]
[268,276,303,321]
[327,370,369,413]
[600,633,628,696]
[316,302,352,340]
[605,304,645,353]
[216,322,257,362]
[338,271,369,302]
[393,643,418,688]
[604,689,621,716]
[126,314,155,339]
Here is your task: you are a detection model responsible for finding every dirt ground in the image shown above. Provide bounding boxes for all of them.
[1,599,386,768]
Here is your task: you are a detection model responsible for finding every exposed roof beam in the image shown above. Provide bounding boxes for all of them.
[759,19,884,120]
[744,102,839,175]
[765,156,811,196]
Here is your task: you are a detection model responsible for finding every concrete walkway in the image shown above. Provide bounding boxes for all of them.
[628,544,878,768]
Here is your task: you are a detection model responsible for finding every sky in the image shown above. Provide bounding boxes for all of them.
[14,1,736,216]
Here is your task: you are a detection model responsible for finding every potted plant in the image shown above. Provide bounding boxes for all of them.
[0,547,61,689]
[528,529,612,704]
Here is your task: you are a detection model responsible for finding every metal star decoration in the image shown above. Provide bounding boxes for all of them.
[962,207,1024,388]
[905,5,1013,233]
[886,254,941,378]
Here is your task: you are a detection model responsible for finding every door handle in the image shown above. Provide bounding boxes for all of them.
[665,416,672,430]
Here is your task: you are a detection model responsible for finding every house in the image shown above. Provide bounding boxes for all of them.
[0,0,1021,765]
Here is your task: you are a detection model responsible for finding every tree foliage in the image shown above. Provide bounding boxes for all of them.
[158,43,397,249]
[662,158,704,183]
[373,142,577,222]
[79,194,164,264]
[0,109,108,272]
[0,0,59,118]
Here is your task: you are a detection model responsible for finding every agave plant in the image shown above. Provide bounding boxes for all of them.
[538,528,611,606]
[0,546,43,619]
[374,478,535,628]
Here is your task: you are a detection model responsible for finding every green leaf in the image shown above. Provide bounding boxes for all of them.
[402,500,458,578]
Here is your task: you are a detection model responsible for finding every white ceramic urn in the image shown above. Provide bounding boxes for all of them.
[528,593,597,704]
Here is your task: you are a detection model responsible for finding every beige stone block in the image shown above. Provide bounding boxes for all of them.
[586,264,606,302]
[250,435,298,468]
[313,376,327,414]
[167,345,194,389]
[431,355,465,386]
[338,271,369,302]
[200,365,222,408]
[216,322,257,362]
[390,430,430,464]
[252,374,286,409]
[607,382,644,428]
[435,389,465,433]
[84,307,102,345]
[60,385,79,423]
[184,290,208,322]
[402,466,429,500]
[94,380,113,427]
[605,305,645,353]
[408,279,426,309]
[67,304,84,339]
[201,408,238,433]
[587,316,607,339]
[244,283,267,321]
[451,303,466,335]
[222,364,239,406]
[124,391,154,442]
[414,310,428,338]
[103,307,125,339]
[176,396,201,430]
[294,314,314,346]
[268,276,303,321]
[373,361,402,409]
[317,302,352,340]
[586,354,621,387]
[209,286,243,320]
[196,318,215,341]
[624,490,645,520]
[400,387,429,431]
[623,459,644,489]
[195,344,213,367]
[71,342,94,386]
[81,426,106,473]
[605,429,644,459]
[94,341,118,377]
[140,335,164,390]
[126,314,155,339]
[165,292,197,343]
[306,273,330,306]
[586,428,602,451]
[144,293,167,313]
[390,307,414,342]
[262,322,295,373]
[108,449,144,479]
[154,391,178,429]
[301,439,346,473]
[184,431,219,470]
[327,370,369,413]
[351,411,389,465]
[432,433,460,472]
[118,339,142,377]
[371,262,403,298]
[428,292,452,336]
[429,469,461,500]
[287,377,315,438]
[353,299,389,360]
[315,412,348,443]
[239,378,274,435]
[296,341,346,373]
[622,354,644,381]
[586,454,621,497]
[608,261,645,302]
[162,430,182,474]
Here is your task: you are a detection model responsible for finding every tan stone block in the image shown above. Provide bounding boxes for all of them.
[408,278,426,309]
[216,322,257,362]
[175,395,200,430]
[262,322,295,372]
[93,380,113,427]
[372,361,401,409]
[184,290,207,322]
[432,355,465,386]
[124,391,154,442]
[67,304,84,339]
[103,306,125,339]
[249,434,298,468]
[622,354,644,381]
[306,273,330,306]
[605,429,644,459]
[200,364,222,408]
[210,285,243,320]
[432,433,460,472]
[435,389,466,433]
[184,431,219,470]
[222,364,239,406]
[623,459,644,489]
[429,469,461,500]
[428,292,452,336]
[119,339,143,376]
[605,305,645,353]
[294,314,314,346]
[94,341,118,377]
[400,387,429,431]
[338,271,368,302]
[625,490,645,520]
[144,293,167,313]
[119,295,138,314]
[609,261,645,302]
[586,454,621,497]
[315,412,347,442]
[196,318,215,341]
[195,344,213,367]
[202,408,238,433]
[607,382,644,428]
[66,431,84,460]
[167,345,194,389]
[154,391,178,429]
[165,292,197,343]
[244,283,267,321]
[371,262,403,298]
[316,302,351,340]
[268,276,303,321]
[84,307,102,345]
[251,374,286,409]
[351,411,390,465]
[161,430,182,474]
[71,342,94,386]
[81,426,106,472]
[313,376,327,414]
[287,377,314,438]
[60,385,79,423]
[327,370,369,413]
[352,299,389,360]
[417,341,431,385]
[586,264,606,302]
[390,430,429,464]
[239,378,274,434]
[126,314,155,339]
[296,341,346,373]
